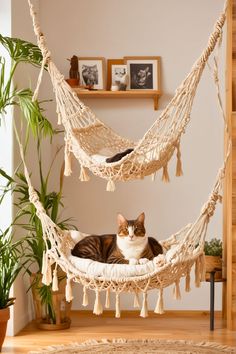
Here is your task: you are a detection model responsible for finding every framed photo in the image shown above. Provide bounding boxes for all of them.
[107,59,127,90]
[78,57,105,90]
[124,56,161,91]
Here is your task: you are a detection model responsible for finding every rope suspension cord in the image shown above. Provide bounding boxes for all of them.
[26,0,228,190]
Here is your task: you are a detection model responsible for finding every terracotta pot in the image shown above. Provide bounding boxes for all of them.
[204,255,222,281]
[0,307,10,352]
[30,271,72,330]
[66,78,79,87]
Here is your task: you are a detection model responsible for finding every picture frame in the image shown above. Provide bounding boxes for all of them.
[78,57,105,90]
[124,56,161,91]
[107,59,128,90]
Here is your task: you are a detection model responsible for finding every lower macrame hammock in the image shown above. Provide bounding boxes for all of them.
[27,0,227,191]
[20,138,226,317]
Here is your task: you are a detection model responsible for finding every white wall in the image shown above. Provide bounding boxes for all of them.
[38,0,225,312]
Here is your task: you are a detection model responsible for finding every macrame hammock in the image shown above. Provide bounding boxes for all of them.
[22,0,229,318]
[28,1,227,192]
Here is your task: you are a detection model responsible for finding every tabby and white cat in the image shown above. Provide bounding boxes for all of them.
[71,213,163,264]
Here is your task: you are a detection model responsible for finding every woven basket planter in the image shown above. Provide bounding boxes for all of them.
[30,272,72,330]
[204,255,222,281]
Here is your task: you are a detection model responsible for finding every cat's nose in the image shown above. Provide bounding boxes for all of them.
[129,235,134,240]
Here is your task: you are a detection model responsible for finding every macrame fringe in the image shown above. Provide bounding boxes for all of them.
[93,290,103,315]
[41,253,52,286]
[173,280,181,300]
[57,113,62,125]
[133,292,140,308]
[65,278,73,302]
[105,288,110,309]
[64,150,72,176]
[140,292,148,318]
[52,267,59,291]
[176,143,183,177]
[106,179,116,192]
[199,254,206,281]
[151,172,156,182]
[80,165,90,182]
[185,270,191,292]
[115,293,120,318]
[195,258,201,288]
[82,286,89,307]
[41,251,46,275]
[154,289,164,314]
[162,164,170,183]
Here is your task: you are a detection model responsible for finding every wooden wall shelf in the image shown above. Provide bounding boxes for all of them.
[73,88,162,110]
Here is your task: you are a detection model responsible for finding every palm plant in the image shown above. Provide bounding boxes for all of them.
[0,34,53,137]
[0,34,74,325]
[0,226,26,309]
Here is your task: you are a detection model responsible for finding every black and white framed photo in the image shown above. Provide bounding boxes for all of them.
[78,57,105,90]
[107,59,128,90]
[124,56,161,90]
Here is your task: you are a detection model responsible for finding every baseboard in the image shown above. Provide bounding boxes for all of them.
[70,309,223,318]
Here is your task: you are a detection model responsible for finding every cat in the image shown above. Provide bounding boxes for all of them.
[81,64,98,86]
[106,148,134,163]
[71,212,163,264]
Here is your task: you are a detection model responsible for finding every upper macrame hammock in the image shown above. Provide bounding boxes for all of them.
[28,0,227,191]
[24,0,229,317]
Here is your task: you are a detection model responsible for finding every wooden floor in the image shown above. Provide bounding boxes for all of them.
[3,311,236,353]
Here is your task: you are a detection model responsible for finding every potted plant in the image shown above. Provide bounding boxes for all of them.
[14,131,76,329]
[0,227,25,351]
[204,238,223,280]
[0,34,75,329]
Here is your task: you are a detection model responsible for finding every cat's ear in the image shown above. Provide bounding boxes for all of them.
[117,213,127,226]
[137,212,145,223]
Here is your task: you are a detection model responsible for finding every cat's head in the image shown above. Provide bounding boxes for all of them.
[117,212,146,243]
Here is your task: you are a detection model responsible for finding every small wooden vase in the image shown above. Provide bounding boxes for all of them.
[0,307,10,352]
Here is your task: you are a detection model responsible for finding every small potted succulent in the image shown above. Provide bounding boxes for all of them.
[204,238,223,280]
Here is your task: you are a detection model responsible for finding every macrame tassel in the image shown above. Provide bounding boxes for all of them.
[115,293,121,318]
[173,280,181,300]
[195,258,201,288]
[162,164,170,183]
[57,113,62,125]
[42,254,52,286]
[154,289,164,314]
[133,292,140,308]
[82,286,89,307]
[52,267,59,291]
[105,288,110,309]
[106,179,116,192]
[65,278,74,302]
[41,251,47,275]
[80,165,90,182]
[185,270,191,292]
[176,143,183,177]
[199,254,206,282]
[93,290,103,315]
[140,292,148,318]
[64,150,72,176]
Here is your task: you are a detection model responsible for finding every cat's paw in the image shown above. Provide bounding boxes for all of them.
[129,258,138,265]
[139,258,149,265]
